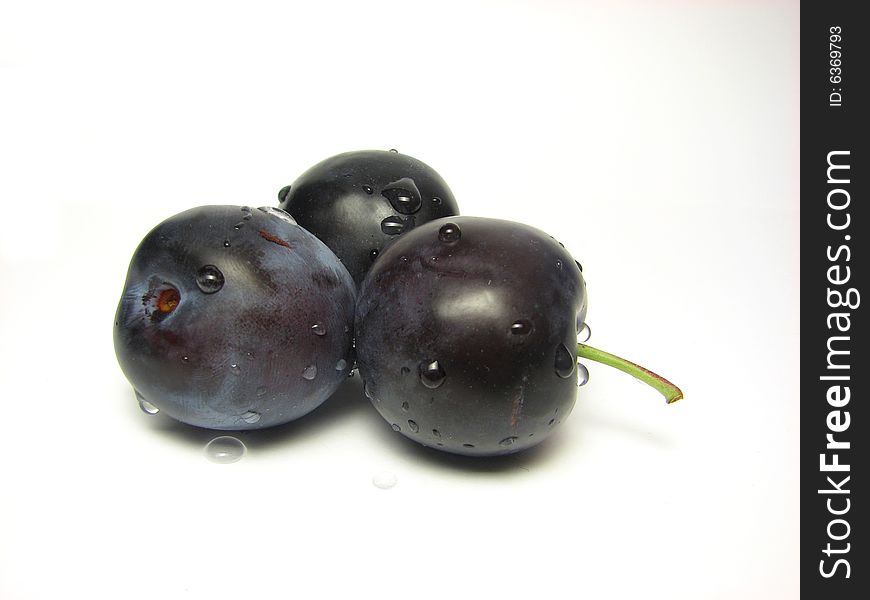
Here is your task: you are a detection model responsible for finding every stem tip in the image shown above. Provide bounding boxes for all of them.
[577,343,683,405]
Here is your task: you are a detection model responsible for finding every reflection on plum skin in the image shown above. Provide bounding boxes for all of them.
[361,400,583,476]
[374,391,676,474]
[130,375,671,471]
[132,376,373,452]
[367,417,574,476]
[126,374,571,473]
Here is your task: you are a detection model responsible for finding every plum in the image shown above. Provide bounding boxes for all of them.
[354,217,681,456]
[277,149,459,286]
[113,205,356,430]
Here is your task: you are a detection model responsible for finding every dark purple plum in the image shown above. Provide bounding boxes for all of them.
[354,217,588,456]
[355,217,682,457]
[113,205,356,430]
[278,150,459,286]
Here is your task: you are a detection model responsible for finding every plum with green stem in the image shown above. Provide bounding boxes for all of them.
[354,216,682,456]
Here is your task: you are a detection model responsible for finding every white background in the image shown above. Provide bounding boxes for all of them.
[0,1,799,598]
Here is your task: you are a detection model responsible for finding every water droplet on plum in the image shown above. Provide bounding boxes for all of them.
[554,344,575,378]
[510,320,532,335]
[311,323,326,336]
[135,390,159,415]
[420,360,446,389]
[578,321,591,342]
[381,216,407,235]
[577,363,590,386]
[302,365,317,380]
[195,265,224,294]
[438,223,461,243]
[408,420,419,433]
[242,411,261,424]
[382,178,422,214]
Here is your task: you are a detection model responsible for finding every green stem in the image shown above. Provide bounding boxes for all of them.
[577,343,683,404]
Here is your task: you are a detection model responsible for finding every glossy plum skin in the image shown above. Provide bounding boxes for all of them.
[355,217,587,456]
[113,205,356,430]
[278,150,459,286]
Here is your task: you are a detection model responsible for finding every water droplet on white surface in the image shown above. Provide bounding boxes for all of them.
[205,436,246,464]
[372,471,398,489]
